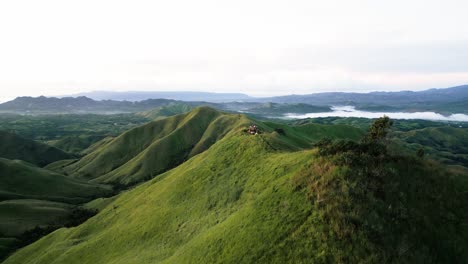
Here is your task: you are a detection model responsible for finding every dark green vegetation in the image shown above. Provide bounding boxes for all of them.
[292,116,466,131]
[292,136,468,262]
[2,109,467,263]
[0,131,73,166]
[393,126,468,168]
[0,157,111,261]
[0,148,111,260]
[0,96,180,114]
[292,117,468,169]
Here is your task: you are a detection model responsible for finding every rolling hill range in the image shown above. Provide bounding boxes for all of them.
[0,131,74,166]
[49,107,362,186]
[4,109,467,263]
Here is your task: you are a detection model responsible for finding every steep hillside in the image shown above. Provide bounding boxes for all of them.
[0,131,74,166]
[0,158,111,203]
[4,121,467,263]
[55,107,362,186]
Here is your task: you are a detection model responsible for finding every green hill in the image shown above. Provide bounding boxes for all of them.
[0,131,74,167]
[0,158,111,203]
[136,103,195,120]
[4,111,466,263]
[54,107,362,186]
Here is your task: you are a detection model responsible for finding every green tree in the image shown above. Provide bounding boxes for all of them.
[365,115,393,142]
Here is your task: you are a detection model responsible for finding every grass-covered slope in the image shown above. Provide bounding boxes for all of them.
[58,107,252,185]
[0,158,111,203]
[0,131,74,167]
[55,107,363,186]
[5,121,467,263]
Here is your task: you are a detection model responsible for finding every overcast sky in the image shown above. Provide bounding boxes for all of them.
[0,0,467,101]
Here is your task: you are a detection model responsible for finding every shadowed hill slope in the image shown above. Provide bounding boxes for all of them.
[0,158,111,203]
[392,126,468,168]
[48,135,107,155]
[4,121,467,263]
[0,131,74,167]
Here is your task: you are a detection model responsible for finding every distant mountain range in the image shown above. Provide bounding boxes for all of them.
[1,85,467,115]
[261,85,468,105]
[70,91,252,102]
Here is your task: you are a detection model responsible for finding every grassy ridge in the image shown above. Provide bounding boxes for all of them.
[0,131,73,167]
[53,107,362,186]
[4,110,466,263]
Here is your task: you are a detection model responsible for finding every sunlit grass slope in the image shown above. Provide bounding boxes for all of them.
[0,158,111,203]
[5,113,466,263]
[0,131,74,167]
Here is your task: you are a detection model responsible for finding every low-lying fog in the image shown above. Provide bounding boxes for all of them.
[286,106,468,122]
